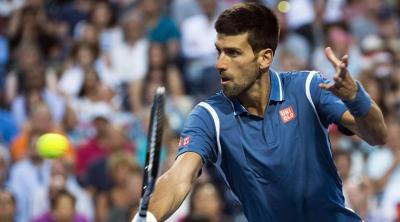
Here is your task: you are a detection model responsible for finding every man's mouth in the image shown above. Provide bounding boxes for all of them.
[221,76,231,84]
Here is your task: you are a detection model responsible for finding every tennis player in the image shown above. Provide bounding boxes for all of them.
[133,2,387,222]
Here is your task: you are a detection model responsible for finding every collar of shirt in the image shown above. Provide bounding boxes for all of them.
[224,69,285,116]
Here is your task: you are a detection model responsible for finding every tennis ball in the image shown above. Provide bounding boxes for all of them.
[36,133,68,158]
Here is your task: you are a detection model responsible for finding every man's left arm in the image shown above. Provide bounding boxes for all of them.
[320,47,387,145]
[340,102,387,145]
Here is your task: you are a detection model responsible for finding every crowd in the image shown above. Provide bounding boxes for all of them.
[0,0,399,221]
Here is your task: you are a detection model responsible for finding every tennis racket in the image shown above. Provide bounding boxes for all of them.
[137,86,165,222]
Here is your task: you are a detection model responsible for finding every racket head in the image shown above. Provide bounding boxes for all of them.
[140,86,165,197]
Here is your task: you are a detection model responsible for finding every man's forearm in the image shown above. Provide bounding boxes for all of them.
[341,81,388,146]
[147,172,193,221]
[132,152,202,222]
[354,102,387,145]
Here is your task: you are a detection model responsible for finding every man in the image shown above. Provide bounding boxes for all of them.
[133,3,387,222]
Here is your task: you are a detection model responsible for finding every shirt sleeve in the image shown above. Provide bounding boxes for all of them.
[176,105,217,164]
[310,72,348,128]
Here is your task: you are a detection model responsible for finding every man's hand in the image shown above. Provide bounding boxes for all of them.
[319,47,358,101]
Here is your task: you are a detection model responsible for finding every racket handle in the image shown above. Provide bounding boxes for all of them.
[133,211,157,222]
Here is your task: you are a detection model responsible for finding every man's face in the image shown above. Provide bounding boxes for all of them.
[53,194,74,222]
[215,33,260,97]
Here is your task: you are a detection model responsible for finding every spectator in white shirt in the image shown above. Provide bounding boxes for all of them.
[180,0,219,96]
[109,11,149,85]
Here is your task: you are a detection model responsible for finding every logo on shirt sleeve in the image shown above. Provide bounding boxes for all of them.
[178,136,191,146]
[279,106,296,123]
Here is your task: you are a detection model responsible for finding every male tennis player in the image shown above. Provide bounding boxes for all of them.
[133,2,387,222]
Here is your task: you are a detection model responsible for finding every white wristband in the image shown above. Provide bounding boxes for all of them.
[132,211,157,222]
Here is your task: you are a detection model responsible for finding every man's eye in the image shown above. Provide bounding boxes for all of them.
[226,50,239,57]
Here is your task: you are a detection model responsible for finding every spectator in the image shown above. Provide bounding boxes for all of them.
[6,1,58,57]
[30,159,94,222]
[5,43,43,105]
[75,22,100,47]
[140,42,185,107]
[58,41,100,98]
[85,1,119,53]
[104,151,141,222]
[48,0,94,36]
[112,10,148,83]
[367,120,400,221]
[333,149,353,207]
[75,112,110,178]
[10,64,68,128]
[140,0,181,60]
[348,0,383,41]
[84,125,135,196]
[271,10,310,71]
[180,181,229,222]
[0,189,17,222]
[31,189,90,222]
[76,119,134,179]
[180,0,219,96]
[70,67,117,125]
[285,0,315,45]
[312,23,362,79]
[8,134,52,222]
[108,10,149,112]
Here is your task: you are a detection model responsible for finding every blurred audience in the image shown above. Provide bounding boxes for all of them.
[180,0,219,96]
[312,23,362,79]
[58,41,101,99]
[108,10,149,112]
[0,1,399,222]
[10,64,68,128]
[180,180,230,222]
[84,126,135,195]
[140,0,181,60]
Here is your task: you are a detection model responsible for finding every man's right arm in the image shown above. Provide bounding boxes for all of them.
[135,152,203,221]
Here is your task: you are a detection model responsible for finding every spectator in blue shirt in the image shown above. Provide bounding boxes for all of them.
[140,0,181,60]
[132,2,387,222]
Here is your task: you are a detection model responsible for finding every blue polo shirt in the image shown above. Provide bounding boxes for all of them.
[177,70,362,222]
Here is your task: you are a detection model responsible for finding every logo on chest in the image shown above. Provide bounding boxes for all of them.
[279,106,296,123]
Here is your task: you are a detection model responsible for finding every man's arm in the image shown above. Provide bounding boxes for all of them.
[134,152,203,221]
[320,47,387,145]
[340,103,387,145]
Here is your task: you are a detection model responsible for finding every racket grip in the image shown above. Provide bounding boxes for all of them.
[133,211,157,222]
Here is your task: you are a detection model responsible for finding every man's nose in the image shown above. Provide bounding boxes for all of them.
[216,54,227,72]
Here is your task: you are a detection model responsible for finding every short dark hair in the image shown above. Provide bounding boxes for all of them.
[50,189,76,210]
[215,2,280,53]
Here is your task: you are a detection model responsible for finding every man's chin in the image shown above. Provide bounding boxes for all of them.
[222,86,239,97]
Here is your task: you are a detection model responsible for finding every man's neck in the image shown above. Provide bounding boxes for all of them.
[238,70,271,117]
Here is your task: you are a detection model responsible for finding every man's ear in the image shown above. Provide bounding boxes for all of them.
[257,48,273,69]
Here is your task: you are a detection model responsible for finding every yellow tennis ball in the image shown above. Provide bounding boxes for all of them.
[36,133,68,158]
